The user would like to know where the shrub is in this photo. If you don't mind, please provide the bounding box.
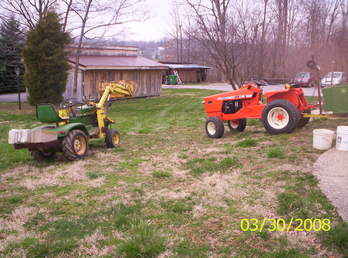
[23,11,71,105]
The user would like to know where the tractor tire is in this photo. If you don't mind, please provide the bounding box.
[62,130,89,161]
[31,150,55,161]
[297,110,310,128]
[205,117,224,138]
[262,100,300,135]
[227,119,247,132]
[105,129,120,148]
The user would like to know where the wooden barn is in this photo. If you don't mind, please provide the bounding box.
[160,62,211,84]
[65,45,168,100]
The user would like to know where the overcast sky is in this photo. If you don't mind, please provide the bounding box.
[121,0,172,41]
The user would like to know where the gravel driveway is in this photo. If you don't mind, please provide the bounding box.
[314,148,348,221]
[163,83,320,97]
[0,92,27,103]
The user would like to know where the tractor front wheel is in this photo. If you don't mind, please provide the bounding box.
[62,130,89,161]
[205,117,224,138]
[31,150,55,161]
[105,129,120,148]
[262,100,300,134]
[227,119,246,132]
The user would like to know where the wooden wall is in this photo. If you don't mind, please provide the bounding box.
[64,69,83,100]
[177,70,197,83]
[83,70,164,98]
[176,69,208,83]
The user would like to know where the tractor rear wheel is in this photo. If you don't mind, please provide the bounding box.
[297,110,311,128]
[31,150,55,161]
[62,130,89,161]
[205,117,224,138]
[105,129,120,148]
[228,119,246,132]
[262,100,300,134]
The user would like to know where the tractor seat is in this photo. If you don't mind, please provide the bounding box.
[36,104,64,123]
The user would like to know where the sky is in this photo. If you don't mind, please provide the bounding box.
[121,0,173,41]
[0,0,174,42]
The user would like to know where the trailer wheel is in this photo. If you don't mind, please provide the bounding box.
[262,100,300,134]
[205,117,224,138]
[31,150,55,161]
[62,129,89,161]
[105,129,120,148]
[228,119,246,132]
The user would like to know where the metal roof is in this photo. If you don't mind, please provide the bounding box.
[69,56,168,70]
[165,63,211,69]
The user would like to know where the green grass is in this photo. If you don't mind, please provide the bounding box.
[275,170,335,219]
[267,146,286,159]
[321,222,348,254]
[185,156,242,175]
[86,171,103,179]
[152,170,172,179]
[160,199,194,214]
[236,138,258,148]
[323,85,348,113]
[117,221,166,258]
[0,89,347,257]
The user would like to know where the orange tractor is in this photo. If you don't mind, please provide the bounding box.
[203,82,315,138]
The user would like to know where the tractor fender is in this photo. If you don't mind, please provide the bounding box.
[264,90,301,109]
[45,123,89,138]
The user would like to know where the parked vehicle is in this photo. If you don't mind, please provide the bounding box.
[8,81,135,161]
[321,72,347,87]
[203,82,314,137]
[293,72,315,87]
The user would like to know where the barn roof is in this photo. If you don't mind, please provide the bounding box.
[164,63,211,70]
[69,56,168,71]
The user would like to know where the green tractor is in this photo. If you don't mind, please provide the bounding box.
[8,81,135,161]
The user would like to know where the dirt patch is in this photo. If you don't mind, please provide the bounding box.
[189,172,246,208]
[0,103,34,115]
[78,230,114,256]
[147,189,190,201]
[16,159,106,190]
[0,206,40,253]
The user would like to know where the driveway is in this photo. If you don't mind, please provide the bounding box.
[314,148,348,221]
[163,83,320,97]
[0,92,27,103]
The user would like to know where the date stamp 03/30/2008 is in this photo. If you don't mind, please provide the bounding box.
[240,218,331,232]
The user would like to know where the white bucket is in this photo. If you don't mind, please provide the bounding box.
[336,126,348,151]
[313,129,335,150]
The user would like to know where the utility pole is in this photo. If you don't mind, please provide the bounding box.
[15,67,21,110]
[179,24,183,63]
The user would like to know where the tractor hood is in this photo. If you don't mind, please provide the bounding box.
[204,87,259,102]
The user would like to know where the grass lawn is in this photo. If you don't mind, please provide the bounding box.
[0,89,347,257]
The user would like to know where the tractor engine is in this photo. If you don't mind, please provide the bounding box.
[222,100,243,114]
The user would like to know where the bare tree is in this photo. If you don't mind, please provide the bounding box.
[68,0,147,96]
[62,0,74,32]
[169,0,184,63]
[182,0,242,89]
[0,0,58,29]
[258,0,270,78]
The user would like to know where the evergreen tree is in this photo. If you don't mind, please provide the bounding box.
[0,17,25,93]
[23,11,71,105]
